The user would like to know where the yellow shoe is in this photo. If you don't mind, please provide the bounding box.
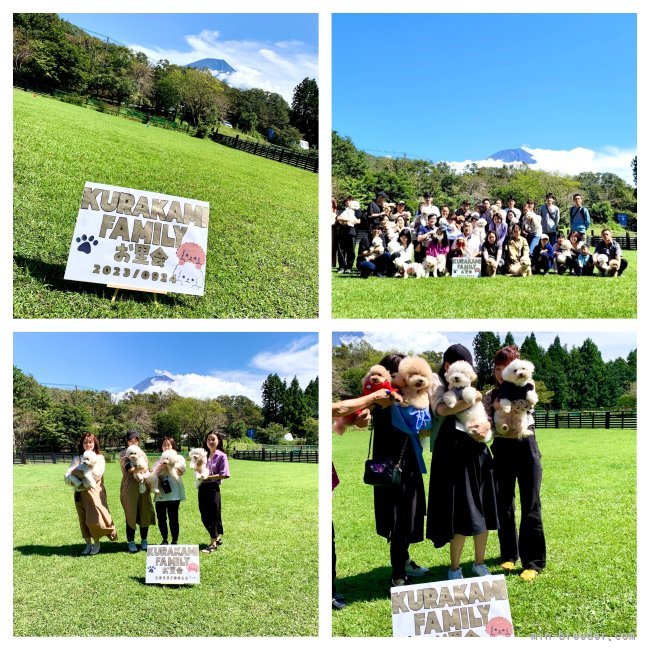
[520,569,539,582]
[500,561,516,571]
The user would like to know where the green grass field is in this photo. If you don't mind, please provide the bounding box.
[13,89,318,318]
[332,252,636,319]
[14,459,317,636]
[333,428,636,637]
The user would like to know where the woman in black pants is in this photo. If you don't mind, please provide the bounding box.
[484,345,546,581]
[199,431,230,554]
[152,437,186,544]
[370,353,429,587]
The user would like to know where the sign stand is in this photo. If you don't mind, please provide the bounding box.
[108,284,167,305]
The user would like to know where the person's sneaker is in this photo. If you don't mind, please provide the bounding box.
[405,559,429,577]
[89,543,101,556]
[337,269,345,274]
[391,576,413,588]
[80,543,92,556]
[500,561,516,571]
[128,541,138,553]
[332,593,346,610]
[471,563,491,577]
[160,540,169,545]
[520,569,539,582]
[140,540,148,551]
[447,567,463,580]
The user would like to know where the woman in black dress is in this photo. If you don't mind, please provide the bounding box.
[426,344,499,580]
[371,353,429,587]
[484,345,546,581]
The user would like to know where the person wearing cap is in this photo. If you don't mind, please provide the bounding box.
[426,345,498,580]
[539,193,560,246]
[531,234,554,275]
[483,345,546,582]
[393,200,412,224]
[356,224,390,278]
[336,196,361,274]
[119,431,156,553]
[65,432,118,555]
[367,191,389,229]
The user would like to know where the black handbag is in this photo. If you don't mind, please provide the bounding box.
[363,422,408,487]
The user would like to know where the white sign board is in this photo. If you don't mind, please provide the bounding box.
[64,182,209,296]
[146,544,200,584]
[391,575,513,637]
[452,257,481,278]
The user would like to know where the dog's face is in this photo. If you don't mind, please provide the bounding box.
[126,445,143,462]
[364,365,391,387]
[82,450,97,466]
[160,449,177,465]
[609,259,620,270]
[502,359,535,386]
[189,448,207,463]
[444,360,477,389]
[394,356,433,393]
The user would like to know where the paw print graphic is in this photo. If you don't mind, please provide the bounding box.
[76,234,98,254]
[147,565,155,573]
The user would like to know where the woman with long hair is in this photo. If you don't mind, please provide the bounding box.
[64,433,117,555]
[198,431,230,553]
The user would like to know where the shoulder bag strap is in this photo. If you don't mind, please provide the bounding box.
[367,420,374,459]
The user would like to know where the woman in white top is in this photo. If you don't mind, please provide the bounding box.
[64,433,117,555]
[151,437,186,544]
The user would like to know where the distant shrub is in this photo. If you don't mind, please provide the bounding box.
[60,94,85,106]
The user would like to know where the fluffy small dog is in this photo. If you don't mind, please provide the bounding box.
[494,359,538,439]
[402,262,426,278]
[555,240,574,268]
[366,236,385,261]
[594,253,610,273]
[189,448,209,488]
[442,361,492,441]
[392,356,434,409]
[423,254,446,277]
[125,444,149,493]
[65,450,98,490]
[149,449,183,494]
[386,239,402,255]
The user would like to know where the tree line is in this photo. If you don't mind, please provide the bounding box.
[333,132,637,231]
[13,366,319,453]
[332,334,636,412]
[13,13,318,149]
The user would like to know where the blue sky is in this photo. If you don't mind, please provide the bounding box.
[14,333,318,403]
[333,331,635,363]
[333,13,636,179]
[59,13,318,101]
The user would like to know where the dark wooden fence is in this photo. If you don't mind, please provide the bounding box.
[212,132,318,173]
[232,448,318,463]
[533,410,636,429]
[14,451,77,464]
[588,231,637,250]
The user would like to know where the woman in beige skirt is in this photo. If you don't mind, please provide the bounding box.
[65,433,118,555]
[119,431,156,553]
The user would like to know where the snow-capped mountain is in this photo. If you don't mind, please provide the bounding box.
[488,148,537,164]
[186,58,236,74]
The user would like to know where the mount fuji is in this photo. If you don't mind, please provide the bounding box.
[488,148,537,164]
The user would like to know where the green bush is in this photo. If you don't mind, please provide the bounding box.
[59,93,85,106]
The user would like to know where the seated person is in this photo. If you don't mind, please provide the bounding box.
[389,229,415,276]
[574,243,594,276]
[453,222,481,258]
[446,236,470,274]
[552,231,575,275]
[356,224,390,278]
[506,224,532,276]
[593,228,628,276]
[481,230,503,277]
[531,233,554,275]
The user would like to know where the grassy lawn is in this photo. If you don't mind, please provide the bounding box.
[332,428,636,637]
[13,89,318,318]
[14,458,317,636]
[332,251,636,319]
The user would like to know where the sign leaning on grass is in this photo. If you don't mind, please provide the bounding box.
[391,575,513,637]
[64,182,209,296]
[451,257,481,278]
[145,544,201,584]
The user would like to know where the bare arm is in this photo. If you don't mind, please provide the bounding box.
[332,390,402,417]
[436,391,483,417]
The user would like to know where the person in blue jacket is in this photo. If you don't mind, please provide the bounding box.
[531,234,555,275]
[569,193,591,237]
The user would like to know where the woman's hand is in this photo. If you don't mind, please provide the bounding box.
[374,390,403,408]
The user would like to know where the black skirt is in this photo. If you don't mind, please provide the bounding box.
[371,406,426,543]
[426,415,499,547]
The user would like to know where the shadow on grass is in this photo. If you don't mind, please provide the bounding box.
[13,254,184,306]
[15,542,135,557]
[336,556,504,604]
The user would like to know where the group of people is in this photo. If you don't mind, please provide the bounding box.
[332,191,627,278]
[65,430,230,555]
[332,344,545,608]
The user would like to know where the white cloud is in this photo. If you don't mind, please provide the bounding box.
[338,332,451,355]
[250,337,319,387]
[447,145,636,184]
[128,31,317,102]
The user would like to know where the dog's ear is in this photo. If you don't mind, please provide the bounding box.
[391,372,405,389]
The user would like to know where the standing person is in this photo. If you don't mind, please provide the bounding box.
[367,191,390,229]
[151,437,186,545]
[336,197,361,274]
[490,212,509,247]
[119,431,156,553]
[506,197,522,222]
[484,346,546,582]
[426,344,498,579]
[539,193,560,245]
[65,433,118,555]
[370,353,431,587]
[570,193,591,238]
[331,197,339,268]
[198,431,230,553]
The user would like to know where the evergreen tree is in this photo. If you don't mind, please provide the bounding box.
[261,373,286,426]
[568,339,608,409]
[280,377,310,435]
[503,332,516,347]
[304,377,319,419]
[545,336,571,409]
[290,77,318,147]
[472,332,501,389]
